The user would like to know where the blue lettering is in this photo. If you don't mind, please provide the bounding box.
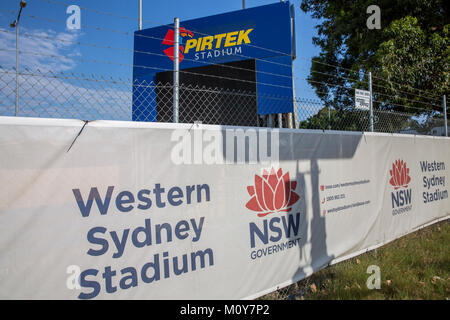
[110,229,130,259]
[174,220,190,240]
[249,220,268,248]
[115,191,135,212]
[282,213,301,238]
[269,217,282,242]
[197,184,210,203]
[87,226,108,257]
[102,266,117,294]
[168,186,183,206]
[119,267,138,290]
[78,269,100,300]
[131,218,151,248]
[155,223,172,244]
[72,186,114,217]
[141,254,160,283]
[190,217,204,242]
[137,189,152,210]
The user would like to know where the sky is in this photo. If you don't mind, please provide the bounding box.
[0,0,323,102]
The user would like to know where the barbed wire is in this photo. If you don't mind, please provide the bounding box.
[39,0,295,60]
[370,73,443,99]
[0,25,295,76]
[372,98,447,114]
[0,65,325,106]
[0,9,295,71]
[0,47,295,91]
[0,28,351,95]
[2,64,446,117]
[372,90,438,108]
[297,63,441,104]
[20,0,446,102]
[2,7,443,104]
[304,58,443,100]
[0,65,132,84]
[5,48,434,114]
[0,6,444,113]
[41,0,161,25]
[371,80,442,102]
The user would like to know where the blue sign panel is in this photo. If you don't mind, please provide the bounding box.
[132,1,294,122]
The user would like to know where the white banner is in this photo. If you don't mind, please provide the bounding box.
[0,116,448,299]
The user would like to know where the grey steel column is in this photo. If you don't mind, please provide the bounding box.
[139,0,142,30]
[173,17,180,123]
[268,114,273,128]
[287,112,293,129]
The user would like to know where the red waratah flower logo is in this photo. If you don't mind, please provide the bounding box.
[246,167,300,217]
[389,159,411,190]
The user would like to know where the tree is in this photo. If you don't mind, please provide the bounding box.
[300,0,449,114]
[298,106,411,133]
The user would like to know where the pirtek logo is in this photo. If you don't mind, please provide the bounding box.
[162,28,253,62]
[161,27,193,62]
[246,167,300,217]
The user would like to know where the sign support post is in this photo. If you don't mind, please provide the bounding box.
[173,17,180,123]
[268,114,273,128]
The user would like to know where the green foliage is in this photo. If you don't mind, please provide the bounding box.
[300,0,449,115]
[298,106,414,133]
[301,221,450,300]
[299,107,364,131]
[260,221,449,300]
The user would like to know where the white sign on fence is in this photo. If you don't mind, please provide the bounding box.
[355,89,371,110]
[0,117,448,299]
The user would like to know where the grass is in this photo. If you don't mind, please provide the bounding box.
[262,219,449,300]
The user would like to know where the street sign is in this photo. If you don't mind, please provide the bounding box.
[355,89,370,110]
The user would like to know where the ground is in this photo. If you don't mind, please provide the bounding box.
[261,219,449,300]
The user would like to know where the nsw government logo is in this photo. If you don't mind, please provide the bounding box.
[389,159,413,215]
[245,167,300,217]
[246,167,303,260]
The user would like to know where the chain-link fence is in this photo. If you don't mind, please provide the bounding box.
[0,69,448,301]
[0,67,448,136]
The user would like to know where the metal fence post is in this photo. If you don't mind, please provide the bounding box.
[444,95,448,137]
[173,17,179,123]
[15,22,19,116]
[287,113,293,129]
[268,114,273,128]
[369,71,374,132]
[138,0,142,30]
[278,113,282,128]
[10,1,27,117]
[328,106,331,130]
